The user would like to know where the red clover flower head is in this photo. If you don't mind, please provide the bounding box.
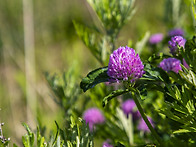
[137,116,154,133]
[168,36,186,55]
[149,33,163,44]
[121,99,140,120]
[83,108,105,131]
[159,58,182,73]
[168,28,184,37]
[107,46,145,83]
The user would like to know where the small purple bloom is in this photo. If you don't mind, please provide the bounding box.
[137,116,154,132]
[183,58,189,69]
[83,108,105,131]
[168,28,184,37]
[121,99,140,120]
[149,33,163,44]
[102,141,113,147]
[159,58,182,73]
[168,36,186,55]
[107,46,145,83]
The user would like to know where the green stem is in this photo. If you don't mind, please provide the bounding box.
[131,91,163,146]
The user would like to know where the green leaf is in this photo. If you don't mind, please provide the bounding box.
[45,72,65,100]
[183,87,195,114]
[168,71,184,85]
[144,63,167,81]
[80,67,109,92]
[79,118,94,147]
[22,135,29,147]
[22,123,34,147]
[147,53,170,64]
[116,108,134,145]
[73,21,103,63]
[166,85,182,102]
[116,142,126,147]
[53,121,60,146]
[179,70,196,88]
[159,107,183,123]
[173,124,196,134]
[190,70,196,86]
[37,126,46,147]
[102,89,130,107]
[67,141,73,147]
[173,129,191,134]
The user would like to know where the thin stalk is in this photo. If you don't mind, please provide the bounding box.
[131,91,163,146]
[22,0,36,125]
[191,0,196,33]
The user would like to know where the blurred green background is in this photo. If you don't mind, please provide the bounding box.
[0,0,193,145]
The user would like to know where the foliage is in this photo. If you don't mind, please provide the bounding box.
[11,117,93,147]
[1,0,196,147]
[45,64,82,115]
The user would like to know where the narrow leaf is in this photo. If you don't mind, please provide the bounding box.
[190,70,196,86]
[22,136,29,147]
[173,129,191,134]
[53,121,60,146]
[80,67,109,92]
[22,123,34,146]
[102,89,130,107]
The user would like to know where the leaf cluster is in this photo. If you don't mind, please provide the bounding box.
[12,117,93,147]
[45,65,82,115]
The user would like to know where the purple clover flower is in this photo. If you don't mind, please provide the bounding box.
[168,36,186,55]
[159,58,182,73]
[168,28,184,37]
[121,99,140,120]
[137,116,154,133]
[83,108,105,131]
[149,33,163,44]
[107,46,145,83]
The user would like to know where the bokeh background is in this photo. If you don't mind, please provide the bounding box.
[0,0,194,145]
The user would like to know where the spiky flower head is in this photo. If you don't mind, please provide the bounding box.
[159,58,182,73]
[121,99,140,120]
[138,116,154,132]
[107,46,145,83]
[149,33,163,44]
[83,108,105,131]
[168,28,184,37]
[168,36,186,55]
